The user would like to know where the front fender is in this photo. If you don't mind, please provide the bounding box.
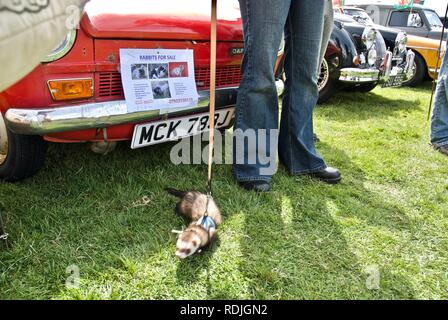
[329,23,358,70]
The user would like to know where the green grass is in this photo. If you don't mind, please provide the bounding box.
[1,83,448,300]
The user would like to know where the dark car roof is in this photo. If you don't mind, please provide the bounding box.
[334,12,358,23]
[334,11,402,50]
[336,9,403,35]
[342,6,366,11]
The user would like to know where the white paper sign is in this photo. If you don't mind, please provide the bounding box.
[120,49,199,113]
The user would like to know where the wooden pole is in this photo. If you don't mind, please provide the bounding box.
[207,0,217,194]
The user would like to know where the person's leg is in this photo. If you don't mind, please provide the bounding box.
[233,0,290,186]
[279,0,336,178]
[313,0,334,144]
[319,0,334,67]
[430,52,448,154]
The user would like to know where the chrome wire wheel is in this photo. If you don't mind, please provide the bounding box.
[318,59,330,92]
[0,113,8,166]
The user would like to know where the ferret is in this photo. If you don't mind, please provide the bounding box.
[165,188,222,259]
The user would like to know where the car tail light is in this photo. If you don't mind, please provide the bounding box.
[48,79,94,101]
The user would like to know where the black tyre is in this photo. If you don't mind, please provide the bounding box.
[403,52,426,87]
[317,58,336,104]
[0,113,47,182]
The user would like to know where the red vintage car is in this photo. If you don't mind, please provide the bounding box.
[0,0,285,181]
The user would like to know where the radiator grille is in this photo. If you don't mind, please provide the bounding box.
[97,72,123,97]
[97,65,241,98]
[195,65,242,89]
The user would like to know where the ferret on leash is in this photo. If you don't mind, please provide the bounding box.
[166,188,222,259]
[167,0,220,261]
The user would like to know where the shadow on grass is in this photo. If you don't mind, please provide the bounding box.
[0,140,231,298]
[0,136,417,299]
[318,89,424,122]
[233,142,416,299]
[175,237,220,296]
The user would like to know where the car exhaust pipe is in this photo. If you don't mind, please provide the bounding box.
[90,128,117,155]
[91,141,117,155]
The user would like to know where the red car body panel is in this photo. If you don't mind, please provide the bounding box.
[82,0,243,41]
[0,0,246,143]
[325,41,341,60]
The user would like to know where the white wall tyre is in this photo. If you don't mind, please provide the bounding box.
[0,113,48,182]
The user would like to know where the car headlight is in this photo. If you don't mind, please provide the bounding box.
[395,31,408,54]
[362,27,377,49]
[42,29,77,63]
[368,49,378,66]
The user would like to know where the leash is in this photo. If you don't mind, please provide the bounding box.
[204,0,218,218]
[172,1,217,241]
[428,3,448,120]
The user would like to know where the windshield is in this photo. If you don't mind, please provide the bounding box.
[344,9,374,24]
[424,10,443,28]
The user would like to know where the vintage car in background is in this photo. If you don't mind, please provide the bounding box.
[0,0,284,181]
[308,13,414,103]
[355,3,445,40]
[406,34,445,85]
[440,16,448,29]
[338,6,446,86]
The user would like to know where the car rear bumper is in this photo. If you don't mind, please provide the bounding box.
[6,80,285,135]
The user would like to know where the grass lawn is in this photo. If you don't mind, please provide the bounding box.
[1,83,447,300]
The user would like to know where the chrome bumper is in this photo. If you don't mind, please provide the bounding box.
[5,81,284,135]
[339,68,380,83]
[339,49,415,84]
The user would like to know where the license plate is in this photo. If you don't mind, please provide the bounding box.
[382,73,405,88]
[131,107,235,149]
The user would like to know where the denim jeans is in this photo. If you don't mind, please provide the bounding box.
[321,0,334,66]
[431,52,448,147]
[234,0,327,182]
